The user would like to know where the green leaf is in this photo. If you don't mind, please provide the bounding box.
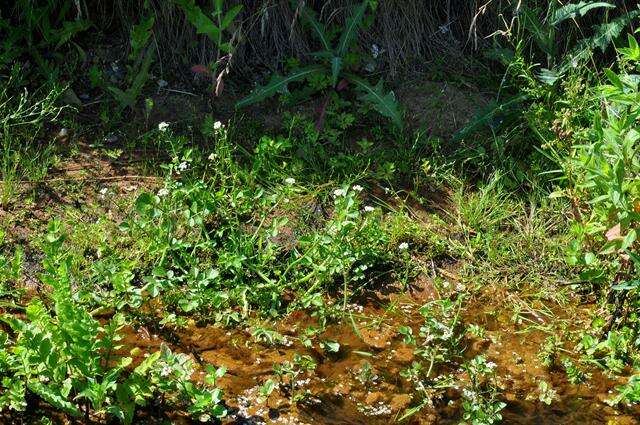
[590,11,640,53]
[28,381,81,417]
[235,65,325,108]
[300,5,331,51]
[346,74,403,129]
[612,279,640,291]
[337,0,369,58]
[520,6,554,56]
[54,20,90,49]
[106,86,134,109]
[130,16,155,59]
[537,68,562,85]
[175,0,220,41]
[259,379,276,397]
[221,4,243,30]
[605,68,623,90]
[330,56,342,87]
[320,340,340,353]
[621,229,637,250]
[550,2,615,26]
[618,34,640,61]
[399,400,428,421]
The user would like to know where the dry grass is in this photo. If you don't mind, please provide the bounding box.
[86,0,505,77]
[81,0,636,80]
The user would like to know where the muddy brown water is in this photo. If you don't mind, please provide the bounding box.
[4,281,638,424]
[115,293,640,425]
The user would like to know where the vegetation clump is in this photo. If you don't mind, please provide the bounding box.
[0,1,639,423]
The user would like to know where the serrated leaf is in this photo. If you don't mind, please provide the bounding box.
[337,0,369,58]
[221,4,243,30]
[591,11,640,53]
[175,0,220,41]
[330,56,342,87]
[557,10,639,75]
[300,5,331,51]
[28,381,81,416]
[235,65,325,108]
[520,6,554,56]
[550,2,614,26]
[130,16,154,58]
[346,74,403,129]
[537,68,562,85]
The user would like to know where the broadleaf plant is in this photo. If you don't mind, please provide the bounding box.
[235,0,403,129]
[175,0,243,96]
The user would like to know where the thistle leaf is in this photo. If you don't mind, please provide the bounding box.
[221,4,243,30]
[175,0,220,41]
[550,2,614,26]
[300,5,331,52]
[337,0,369,58]
[330,56,342,87]
[235,65,325,108]
[346,74,403,129]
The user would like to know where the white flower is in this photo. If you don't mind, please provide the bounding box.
[99,187,108,195]
[157,188,170,197]
[352,184,363,192]
[213,121,223,130]
[160,366,172,377]
[208,153,216,161]
[284,177,296,185]
[364,206,375,212]
[177,162,189,171]
[158,121,169,132]
[398,242,409,251]
[371,44,381,59]
[462,388,476,400]
[333,188,347,197]
[486,361,497,370]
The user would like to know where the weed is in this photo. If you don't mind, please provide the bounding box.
[273,353,317,404]
[461,355,505,425]
[0,221,226,423]
[236,0,402,128]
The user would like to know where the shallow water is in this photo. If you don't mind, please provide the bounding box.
[114,292,640,425]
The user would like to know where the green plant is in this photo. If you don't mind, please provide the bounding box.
[175,0,243,94]
[0,0,89,80]
[399,297,466,420]
[0,67,64,206]
[548,36,639,331]
[461,355,505,425]
[273,353,317,403]
[104,15,155,110]
[0,229,22,297]
[235,0,403,129]
[607,374,640,406]
[537,380,557,405]
[561,357,589,384]
[0,220,226,423]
